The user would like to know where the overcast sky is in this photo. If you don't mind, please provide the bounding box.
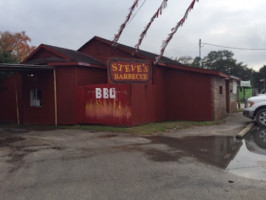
[1,0,266,71]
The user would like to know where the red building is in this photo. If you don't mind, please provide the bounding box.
[0,36,229,126]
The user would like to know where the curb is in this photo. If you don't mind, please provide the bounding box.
[236,122,254,139]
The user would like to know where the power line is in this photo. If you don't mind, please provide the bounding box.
[203,42,266,51]
[128,0,148,24]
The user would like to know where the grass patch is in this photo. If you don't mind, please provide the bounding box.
[59,118,226,135]
[237,108,244,112]
[1,119,226,135]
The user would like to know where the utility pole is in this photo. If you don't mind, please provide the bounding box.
[199,39,202,68]
[199,39,202,59]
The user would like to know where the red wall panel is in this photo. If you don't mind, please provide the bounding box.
[76,67,107,86]
[130,66,167,125]
[57,66,108,125]
[27,48,61,61]
[0,74,22,123]
[22,71,55,125]
[165,69,213,121]
[79,40,136,63]
[56,67,77,125]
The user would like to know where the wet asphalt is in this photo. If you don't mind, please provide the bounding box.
[1,113,266,200]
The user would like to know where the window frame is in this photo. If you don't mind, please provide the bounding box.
[30,89,42,107]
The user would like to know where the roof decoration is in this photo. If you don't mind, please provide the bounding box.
[155,0,199,64]
[113,0,139,45]
[134,0,168,52]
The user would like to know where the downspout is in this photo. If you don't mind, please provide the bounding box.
[53,69,58,126]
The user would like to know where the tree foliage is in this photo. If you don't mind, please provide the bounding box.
[0,31,36,61]
[0,50,18,63]
[200,50,253,80]
[177,50,266,90]
[177,56,193,65]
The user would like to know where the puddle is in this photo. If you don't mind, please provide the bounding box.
[145,135,242,168]
[145,129,266,181]
[227,127,266,181]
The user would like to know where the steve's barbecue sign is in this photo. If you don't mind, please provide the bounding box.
[108,58,152,83]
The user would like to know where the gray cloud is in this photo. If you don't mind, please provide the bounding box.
[1,0,266,70]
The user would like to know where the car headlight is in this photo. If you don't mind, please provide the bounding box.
[247,101,254,107]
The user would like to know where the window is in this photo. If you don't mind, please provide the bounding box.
[219,86,223,94]
[30,89,42,107]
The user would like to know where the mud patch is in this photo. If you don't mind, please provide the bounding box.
[0,136,25,146]
[145,149,181,162]
[98,134,118,138]
[0,134,65,173]
[0,128,29,134]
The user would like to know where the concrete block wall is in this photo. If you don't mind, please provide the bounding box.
[212,77,227,120]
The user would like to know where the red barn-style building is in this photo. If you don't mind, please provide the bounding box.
[0,36,229,126]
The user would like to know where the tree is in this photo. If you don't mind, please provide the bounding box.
[191,56,201,68]
[177,56,193,65]
[0,50,18,63]
[202,50,253,80]
[0,31,36,61]
[0,51,18,82]
[253,65,266,91]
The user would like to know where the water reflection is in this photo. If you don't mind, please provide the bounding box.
[245,127,266,155]
[226,127,266,181]
[146,135,243,168]
[146,128,266,180]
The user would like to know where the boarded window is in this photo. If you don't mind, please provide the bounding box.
[30,89,42,107]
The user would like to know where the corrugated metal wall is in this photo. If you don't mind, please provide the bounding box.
[165,69,213,121]
[56,67,77,125]
[130,66,167,125]
[22,71,55,125]
[0,74,22,123]
[57,66,107,125]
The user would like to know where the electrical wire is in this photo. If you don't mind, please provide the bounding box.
[203,42,266,51]
[128,0,148,24]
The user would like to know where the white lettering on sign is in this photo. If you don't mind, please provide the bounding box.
[103,88,109,99]
[110,88,116,99]
[95,88,102,99]
[95,88,116,99]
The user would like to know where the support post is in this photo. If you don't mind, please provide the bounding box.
[14,74,20,125]
[53,69,58,126]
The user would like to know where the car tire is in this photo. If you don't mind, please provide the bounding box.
[256,109,266,127]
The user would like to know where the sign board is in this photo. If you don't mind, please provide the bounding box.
[108,58,152,83]
[77,84,132,125]
[240,81,251,87]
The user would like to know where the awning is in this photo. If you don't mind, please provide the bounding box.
[0,63,54,71]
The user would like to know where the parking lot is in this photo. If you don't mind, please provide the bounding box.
[1,113,266,200]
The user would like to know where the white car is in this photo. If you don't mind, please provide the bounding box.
[243,95,266,127]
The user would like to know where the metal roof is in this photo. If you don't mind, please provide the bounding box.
[0,63,54,71]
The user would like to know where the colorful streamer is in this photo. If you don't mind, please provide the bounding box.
[154,0,199,64]
[135,0,168,52]
[113,0,139,46]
